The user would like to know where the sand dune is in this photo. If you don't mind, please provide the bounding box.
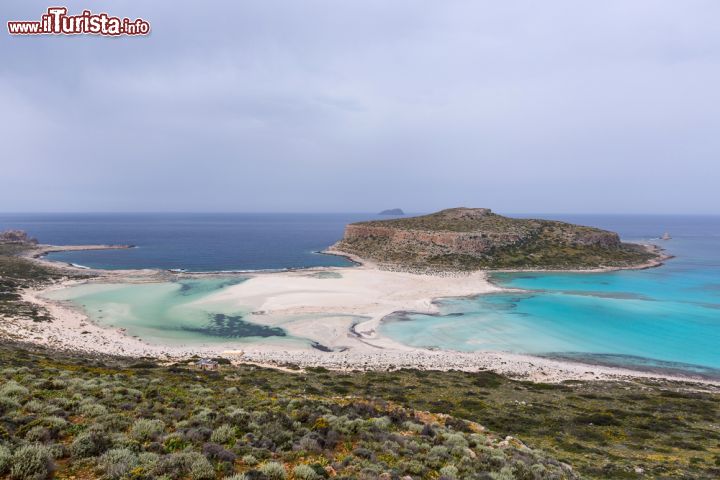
[192,265,500,349]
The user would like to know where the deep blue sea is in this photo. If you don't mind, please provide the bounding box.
[0,213,382,271]
[2,213,719,377]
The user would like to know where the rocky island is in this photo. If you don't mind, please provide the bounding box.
[378,208,405,215]
[332,207,662,271]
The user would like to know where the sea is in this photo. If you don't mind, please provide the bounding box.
[1,213,719,378]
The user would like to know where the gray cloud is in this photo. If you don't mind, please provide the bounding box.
[2,0,719,213]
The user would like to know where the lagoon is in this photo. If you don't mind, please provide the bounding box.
[9,213,719,376]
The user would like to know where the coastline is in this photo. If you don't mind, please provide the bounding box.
[326,243,671,275]
[8,242,714,386]
[490,243,673,273]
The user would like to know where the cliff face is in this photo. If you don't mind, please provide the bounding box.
[332,208,654,271]
[342,224,524,255]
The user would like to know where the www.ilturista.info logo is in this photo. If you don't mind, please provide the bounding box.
[7,7,150,36]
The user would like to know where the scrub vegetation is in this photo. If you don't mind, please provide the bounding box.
[0,343,718,480]
[0,343,579,480]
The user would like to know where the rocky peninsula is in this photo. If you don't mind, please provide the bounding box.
[331,207,663,271]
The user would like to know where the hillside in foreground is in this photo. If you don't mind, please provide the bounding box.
[0,343,579,480]
[0,342,719,480]
[332,208,660,271]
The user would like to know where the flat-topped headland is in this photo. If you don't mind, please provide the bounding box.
[331,207,665,272]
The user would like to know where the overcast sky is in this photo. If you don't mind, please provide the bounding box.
[2,1,719,213]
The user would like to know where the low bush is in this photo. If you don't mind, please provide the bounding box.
[98,448,138,480]
[10,444,55,480]
[293,464,318,480]
[259,461,287,479]
[210,423,235,444]
[130,418,165,442]
[71,430,111,458]
[0,444,12,474]
[439,464,459,479]
[189,456,215,480]
[1,380,28,398]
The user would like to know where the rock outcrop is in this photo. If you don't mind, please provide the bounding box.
[0,230,38,245]
[332,208,657,271]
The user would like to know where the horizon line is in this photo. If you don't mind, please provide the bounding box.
[1,211,719,216]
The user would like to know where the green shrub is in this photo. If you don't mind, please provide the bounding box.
[0,444,11,474]
[156,451,209,478]
[45,444,65,461]
[443,433,468,448]
[130,418,165,442]
[210,424,235,444]
[439,465,459,479]
[223,475,248,480]
[71,430,110,458]
[293,464,318,480]
[259,461,286,480]
[490,466,515,480]
[0,395,20,414]
[138,452,159,466]
[242,454,258,466]
[530,463,547,476]
[24,400,45,413]
[162,432,187,452]
[38,416,67,433]
[371,416,392,429]
[297,435,321,454]
[10,444,55,480]
[25,426,50,443]
[190,457,215,480]
[78,403,108,417]
[0,380,28,398]
[98,448,138,480]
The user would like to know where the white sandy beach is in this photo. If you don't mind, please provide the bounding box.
[13,261,501,357]
[192,264,501,351]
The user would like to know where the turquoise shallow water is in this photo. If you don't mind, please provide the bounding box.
[380,216,720,378]
[46,277,311,348]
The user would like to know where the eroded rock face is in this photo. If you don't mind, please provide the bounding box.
[0,230,38,245]
[341,224,524,256]
[331,208,643,271]
[341,223,620,256]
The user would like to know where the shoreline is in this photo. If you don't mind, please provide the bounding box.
[9,242,714,386]
[27,241,670,277]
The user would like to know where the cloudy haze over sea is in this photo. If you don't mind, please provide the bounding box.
[2,1,719,213]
